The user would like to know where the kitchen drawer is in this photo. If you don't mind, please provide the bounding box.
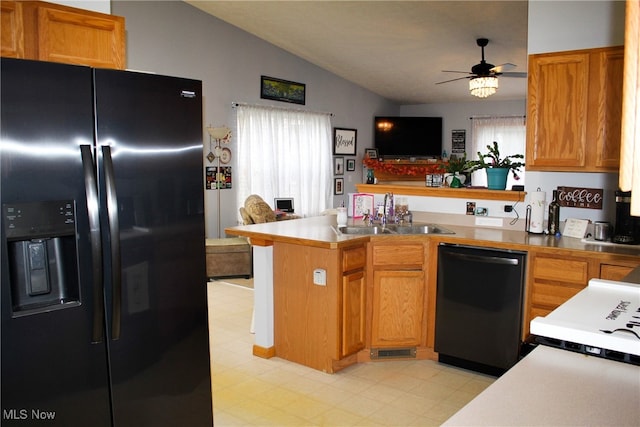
[530,281,586,309]
[533,257,589,284]
[372,244,423,268]
[342,245,366,272]
[600,263,637,281]
[529,305,553,320]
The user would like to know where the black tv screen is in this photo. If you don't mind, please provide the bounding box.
[374,116,443,158]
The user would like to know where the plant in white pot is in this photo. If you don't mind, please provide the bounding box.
[466,141,525,190]
[438,155,469,188]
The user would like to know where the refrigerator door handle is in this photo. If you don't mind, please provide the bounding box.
[103,146,121,340]
[81,145,105,343]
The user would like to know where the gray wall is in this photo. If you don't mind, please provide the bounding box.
[112,1,397,238]
[111,0,626,236]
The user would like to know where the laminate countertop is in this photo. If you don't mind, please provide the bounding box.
[442,345,640,426]
[226,214,640,258]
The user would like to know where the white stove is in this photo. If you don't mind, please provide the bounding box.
[530,279,640,365]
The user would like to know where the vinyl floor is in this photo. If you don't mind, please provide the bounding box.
[207,280,495,426]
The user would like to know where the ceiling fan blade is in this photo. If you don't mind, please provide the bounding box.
[436,76,471,85]
[441,70,473,74]
[491,63,516,73]
[500,72,527,78]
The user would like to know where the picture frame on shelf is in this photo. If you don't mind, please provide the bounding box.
[260,75,306,105]
[346,158,356,171]
[365,148,378,159]
[334,177,344,195]
[334,157,345,175]
[333,128,357,155]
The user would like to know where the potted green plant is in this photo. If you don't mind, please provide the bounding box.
[438,155,469,188]
[466,141,525,190]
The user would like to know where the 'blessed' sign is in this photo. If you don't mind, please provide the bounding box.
[557,186,603,209]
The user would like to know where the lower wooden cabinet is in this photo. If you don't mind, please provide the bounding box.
[600,261,640,281]
[370,269,425,347]
[341,270,365,357]
[273,242,366,373]
[369,241,426,349]
[525,252,592,336]
[524,250,640,338]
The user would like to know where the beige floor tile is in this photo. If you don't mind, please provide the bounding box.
[309,407,366,426]
[282,394,334,420]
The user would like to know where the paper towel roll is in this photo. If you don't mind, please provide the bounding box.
[528,191,546,233]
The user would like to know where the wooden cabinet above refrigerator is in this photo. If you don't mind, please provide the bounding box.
[1,0,125,69]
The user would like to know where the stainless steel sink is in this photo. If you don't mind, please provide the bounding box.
[337,226,393,235]
[337,223,455,235]
[386,223,455,235]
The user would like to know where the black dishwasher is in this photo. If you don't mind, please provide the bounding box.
[435,244,526,376]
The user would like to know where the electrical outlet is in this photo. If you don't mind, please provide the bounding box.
[475,217,503,227]
[313,268,326,286]
[504,205,513,212]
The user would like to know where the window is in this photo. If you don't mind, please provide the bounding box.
[235,104,333,217]
[470,116,526,188]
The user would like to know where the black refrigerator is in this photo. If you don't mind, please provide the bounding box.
[1,58,213,426]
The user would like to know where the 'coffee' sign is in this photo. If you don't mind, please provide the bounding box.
[557,186,603,210]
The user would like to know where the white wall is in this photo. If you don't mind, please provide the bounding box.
[111,1,397,238]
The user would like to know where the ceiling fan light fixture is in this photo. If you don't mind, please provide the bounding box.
[469,76,498,98]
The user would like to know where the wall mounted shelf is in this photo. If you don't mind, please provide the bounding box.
[355,184,526,202]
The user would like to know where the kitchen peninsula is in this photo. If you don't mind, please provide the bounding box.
[225,213,640,373]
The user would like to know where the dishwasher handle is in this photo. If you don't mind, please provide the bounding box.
[446,251,521,266]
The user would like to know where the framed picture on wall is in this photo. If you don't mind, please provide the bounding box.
[333,128,357,155]
[346,158,356,171]
[334,177,344,195]
[334,157,345,175]
[260,76,306,105]
[365,148,378,159]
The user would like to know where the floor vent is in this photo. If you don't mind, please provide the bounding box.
[370,347,417,360]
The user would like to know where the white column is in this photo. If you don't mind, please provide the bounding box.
[252,245,274,348]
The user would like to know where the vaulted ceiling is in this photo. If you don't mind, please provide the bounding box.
[185,1,529,104]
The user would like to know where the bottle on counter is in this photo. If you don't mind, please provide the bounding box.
[366,168,375,184]
[548,189,560,235]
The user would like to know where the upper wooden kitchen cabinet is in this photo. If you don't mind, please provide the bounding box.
[526,46,624,172]
[0,0,125,69]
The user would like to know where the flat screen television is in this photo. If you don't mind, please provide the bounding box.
[374,116,443,159]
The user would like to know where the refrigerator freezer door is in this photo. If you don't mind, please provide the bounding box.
[1,59,112,425]
[93,69,212,426]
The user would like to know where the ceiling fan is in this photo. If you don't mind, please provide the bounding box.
[436,38,526,97]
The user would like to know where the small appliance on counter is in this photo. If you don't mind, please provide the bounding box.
[612,190,640,244]
[531,278,640,365]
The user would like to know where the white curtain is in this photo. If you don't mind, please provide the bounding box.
[235,104,333,218]
[470,116,526,188]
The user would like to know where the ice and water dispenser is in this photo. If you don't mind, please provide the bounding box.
[3,200,81,316]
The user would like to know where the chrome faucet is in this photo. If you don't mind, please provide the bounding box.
[383,192,394,225]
